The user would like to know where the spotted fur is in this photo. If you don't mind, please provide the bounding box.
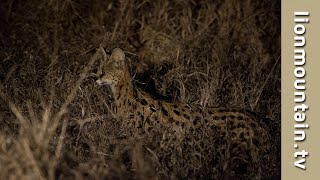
[95,47,270,172]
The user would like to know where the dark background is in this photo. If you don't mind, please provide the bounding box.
[0,0,280,179]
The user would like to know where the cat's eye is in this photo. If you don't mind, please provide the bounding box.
[99,71,105,78]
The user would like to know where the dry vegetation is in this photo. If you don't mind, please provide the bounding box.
[0,0,280,179]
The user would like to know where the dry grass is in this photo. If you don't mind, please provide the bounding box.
[0,0,280,179]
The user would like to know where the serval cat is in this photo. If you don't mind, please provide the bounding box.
[94,46,270,174]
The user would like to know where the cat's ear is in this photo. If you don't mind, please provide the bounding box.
[99,45,108,62]
[111,48,125,62]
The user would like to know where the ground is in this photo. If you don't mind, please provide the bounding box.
[0,0,280,179]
